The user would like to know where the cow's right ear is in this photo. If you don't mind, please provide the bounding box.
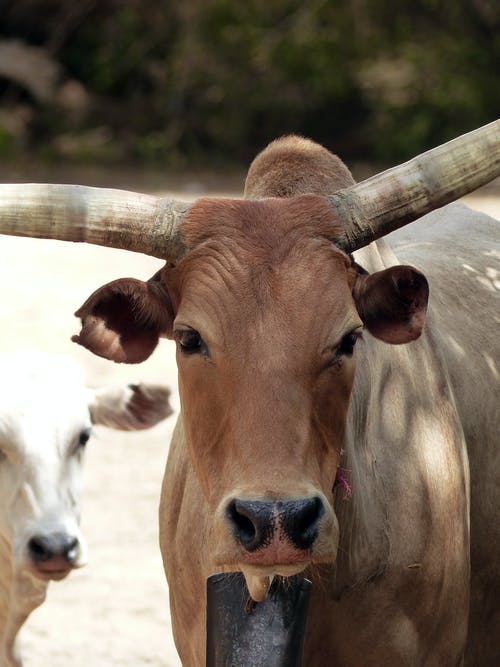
[72,274,172,363]
[353,265,429,344]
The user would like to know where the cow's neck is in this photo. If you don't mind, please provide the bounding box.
[0,532,12,620]
[0,533,13,658]
[0,532,47,665]
[333,238,437,591]
[353,237,399,272]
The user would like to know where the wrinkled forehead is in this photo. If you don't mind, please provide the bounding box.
[172,196,358,335]
[179,195,346,250]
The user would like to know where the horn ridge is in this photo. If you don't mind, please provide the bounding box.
[330,118,500,252]
[0,183,190,259]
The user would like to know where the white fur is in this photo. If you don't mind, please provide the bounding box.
[0,351,171,666]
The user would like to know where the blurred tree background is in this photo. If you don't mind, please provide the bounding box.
[0,0,498,169]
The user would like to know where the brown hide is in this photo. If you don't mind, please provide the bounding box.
[75,195,364,569]
[244,134,356,197]
[73,136,472,666]
[73,273,172,363]
[354,265,429,343]
[169,197,362,573]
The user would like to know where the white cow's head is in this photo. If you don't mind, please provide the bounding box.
[0,351,172,581]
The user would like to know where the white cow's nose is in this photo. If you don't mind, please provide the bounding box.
[28,532,80,566]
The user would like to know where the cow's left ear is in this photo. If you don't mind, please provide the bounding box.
[353,265,429,344]
[88,383,173,430]
[72,271,172,363]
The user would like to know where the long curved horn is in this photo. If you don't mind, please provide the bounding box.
[331,119,500,253]
[0,183,191,259]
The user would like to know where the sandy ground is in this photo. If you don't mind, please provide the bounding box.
[0,170,498,666]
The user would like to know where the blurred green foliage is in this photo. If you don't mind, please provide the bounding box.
[0,127,15,155]
[0,0,499,165]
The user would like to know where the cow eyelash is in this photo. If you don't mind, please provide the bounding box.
[336,329,363,358]
[174,328,209,357]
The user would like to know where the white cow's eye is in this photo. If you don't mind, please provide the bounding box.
[76,428,92,449]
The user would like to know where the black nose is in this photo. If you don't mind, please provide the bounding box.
[279,497,324,549]
[226,497,324,551]
[28,533,79,564]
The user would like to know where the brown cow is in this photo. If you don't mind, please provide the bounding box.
[0,121,498,665]
[157,139,469,666]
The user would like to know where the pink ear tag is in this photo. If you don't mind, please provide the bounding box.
[334,467,352,499]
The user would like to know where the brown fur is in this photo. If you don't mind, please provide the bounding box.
[73,273,172,363]
[245,135,355,198]
[72,135,484,665]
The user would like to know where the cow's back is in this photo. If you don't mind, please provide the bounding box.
[389,202,500,665]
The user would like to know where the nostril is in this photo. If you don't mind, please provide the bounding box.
[63,536,79,563]
[226,501,257,547]
[28,535,53,563]
[28,534,80,564]
[226,499,274,552]
[280,496,324,550]
[297,496,324,534]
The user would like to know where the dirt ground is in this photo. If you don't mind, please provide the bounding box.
[0,172,498,666]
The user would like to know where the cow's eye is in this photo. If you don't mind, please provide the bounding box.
[77,428,92,449]
[175,328,208,356]
[337,329,363,357]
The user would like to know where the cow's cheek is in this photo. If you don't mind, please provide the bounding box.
[177,375,232,505]
[0,465,18,542]
[312,362,356,485]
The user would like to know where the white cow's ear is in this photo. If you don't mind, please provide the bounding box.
[88,383,173,431]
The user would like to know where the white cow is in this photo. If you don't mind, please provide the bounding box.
[0,350,172,667]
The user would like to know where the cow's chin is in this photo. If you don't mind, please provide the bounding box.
[239,563,308,602]
[29,566,71,582]
[27,560,83,582]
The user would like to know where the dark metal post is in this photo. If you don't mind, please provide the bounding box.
[206,573,311,667]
